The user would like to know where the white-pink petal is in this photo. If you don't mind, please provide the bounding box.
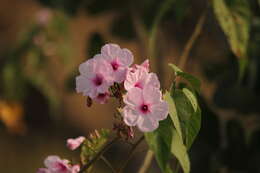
[123,106,140,126]
[123,87,143,107]
[67,136,85,150]
[137,116,159,132]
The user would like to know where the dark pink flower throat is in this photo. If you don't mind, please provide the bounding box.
[140,104,149,114]
[93,74,103,86]
[111,61,119,71]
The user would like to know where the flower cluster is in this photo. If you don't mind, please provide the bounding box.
[76,43,168,132]
[37,137,85,173]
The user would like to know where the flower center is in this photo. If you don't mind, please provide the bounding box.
[56,162,67,171]
[111,61,119,71]
[140,104,149,114]
[97,93,106,99]
[134,82,143,89]
[93,75,103,86]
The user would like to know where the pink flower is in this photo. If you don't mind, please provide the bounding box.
[123,86,169,132]
[132,59,150,72]
[67,136,85,150]
[36,8,52,26]
[101,44,133,83]
[93,92,110,104]
[37,156,80,173]
[124,66,160,91]
[76,56,113,99]
[71,165,80,173]
[37,168,50,173]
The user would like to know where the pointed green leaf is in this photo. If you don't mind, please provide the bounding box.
[145,118,174,173]
[171,128,190,173]
[212,0,250,59]
[164,91,183,141]
[172,89,201,149]
[169,63,201,92]
[182,88,198,112]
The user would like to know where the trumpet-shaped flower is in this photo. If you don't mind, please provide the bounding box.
[123,86,168,132]
[101,44,133,83]
[124,66,160,91]
[67,136,85,150]
[37,155,79,173]
[76,56,113,99]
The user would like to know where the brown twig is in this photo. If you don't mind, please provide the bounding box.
[137,150,154,173]
[117,135,145,173]
[178,10,208,70]
[79,137,119,173]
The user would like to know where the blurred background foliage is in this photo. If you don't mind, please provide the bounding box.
[1,0,260,172]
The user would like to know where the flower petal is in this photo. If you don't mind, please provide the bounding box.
[76,76,92,96]
[119,48,133,66]
[137,116,159,132]
[150,101,169,121]
[146,73,160,89]
[123,87,143,107]
[101,43,121,59]
[143,86,162,104]
[123,106,140,126]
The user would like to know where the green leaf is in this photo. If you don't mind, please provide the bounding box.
[164,91,183,141]
[212,0,251,59]
[182,88,198,112]
[171,128,190,173]
[169,63,201,92]
[145,118,174,173]
[81,129,110,164]
[172,89,201,149]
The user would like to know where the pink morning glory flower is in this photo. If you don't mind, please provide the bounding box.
[93,92,110,104]
[67,136,85,150]
[101,43,133,83]
[37,155,74,173]
[123,86,169,132]
[71,165,80,173]
[131,59,150,72]
[76,55,113,99]
[37,168,50,173]
[124,66,160,91]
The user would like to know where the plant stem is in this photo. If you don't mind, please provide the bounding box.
[178,10,207,70]
[101,156,117,173]
[117,135,145,173]
[174,163,180,173]
[137,150,154,173]
[79,137,119,173]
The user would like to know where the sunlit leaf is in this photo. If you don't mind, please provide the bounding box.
[182,88,198,112]
[172,89,201,149]
[164,91,183,141]
[145,118,174,173]
[170,128,190,173]
[169,63,201,92]
[212,0,251,59]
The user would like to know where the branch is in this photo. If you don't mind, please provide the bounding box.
[79,137,119,173]
[101,156,117,173]
[137,150,154,173]
[117,135,145,173]
[178,10,207,70]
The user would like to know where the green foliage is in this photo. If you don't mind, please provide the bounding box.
[212,0,251,79]
[169,63,201,93]
[145,118,174,173]
[145,63,201,173]
[212,0,251,59]
[81,129,110,164]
